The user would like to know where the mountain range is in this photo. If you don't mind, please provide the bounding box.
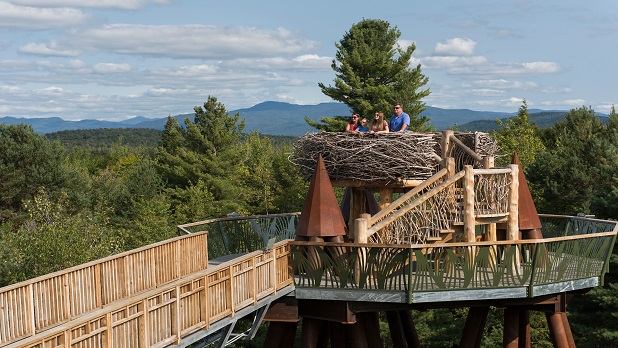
[0,101,605,135]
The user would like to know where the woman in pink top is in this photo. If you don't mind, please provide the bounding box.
[369,112,389,134]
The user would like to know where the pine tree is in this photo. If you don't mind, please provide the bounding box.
[314,19,431,131]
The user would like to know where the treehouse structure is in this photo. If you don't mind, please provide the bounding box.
[0,131,615,348]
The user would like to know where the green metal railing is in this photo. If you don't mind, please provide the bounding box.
[177,212,300,259]
[290,215,617,302]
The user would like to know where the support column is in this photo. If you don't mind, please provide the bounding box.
[518,309,530,348]
[460,307,489,348]
[300,317,323,348]
[386,311,407,348]
[364,312,385,348]
[560,313,576,348]
[546,312,570,348]
[399,310,421,348]
[503,307,520,348]
[263,322,298,348]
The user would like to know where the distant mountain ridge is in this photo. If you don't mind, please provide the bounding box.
[1,102,606,135]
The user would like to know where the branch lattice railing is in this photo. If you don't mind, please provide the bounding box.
[291,215,617,301]
[362,165,515,244]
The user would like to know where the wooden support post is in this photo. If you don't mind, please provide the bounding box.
[442,130,454,161]
[546,312,570,348]
[503,307,520,348]
[355,213,371,244]
[464,165,476,242]
[507,164,519,241]
[349,188,366,241]
[460,306,489,348]
[379,188,394,210]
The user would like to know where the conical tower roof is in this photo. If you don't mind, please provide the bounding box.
[295,154,347,237]
[512,152,542,230]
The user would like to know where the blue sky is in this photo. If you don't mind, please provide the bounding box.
[0,0,616,121]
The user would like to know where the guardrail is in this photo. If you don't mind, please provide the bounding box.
[1,213,300,348]
[177,213,300,259]
[2,242,293,348]
[0,233,209,347]
[291,215,617,302]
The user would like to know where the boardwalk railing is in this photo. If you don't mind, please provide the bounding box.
[177,213,300,259]
[291,215,617,303]
[0,233,209,347]
[1,213,299,348]
[360,165,517,244]
[2,242,293,348]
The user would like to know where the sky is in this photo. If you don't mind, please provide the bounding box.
[0,0,616,121]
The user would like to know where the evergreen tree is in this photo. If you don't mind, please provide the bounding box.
[314,19,431,131]
[493,100,546,168]
[156,96,248,218]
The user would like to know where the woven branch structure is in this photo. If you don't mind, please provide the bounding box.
[291,132,498,183]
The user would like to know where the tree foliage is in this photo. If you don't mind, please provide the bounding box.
[315,19,431,131]
[493,100,546,168]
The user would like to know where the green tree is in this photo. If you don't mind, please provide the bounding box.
[0,189,118,286]
[493,100,546,168]
[0,124,80,221]
[316,18,431,131]
[527,106,615,215]
[156,96,248,219]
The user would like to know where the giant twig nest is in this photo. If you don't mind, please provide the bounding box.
[291,132,440,182]
[291,132,499,183]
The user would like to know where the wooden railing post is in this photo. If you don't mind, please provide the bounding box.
[464,165,476,242]
[442,130,454,160]
[355,214,371,243]
[507,164,519,240]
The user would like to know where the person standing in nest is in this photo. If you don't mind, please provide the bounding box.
[369,111,389,134]
[389,103,409,132]
[345,113,361,133]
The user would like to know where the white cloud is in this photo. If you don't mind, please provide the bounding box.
[474,79,538,90]
[563,98,586,106]
[19,41,80,56]
[0,1,89,29]
[6,0,171,10]
[93,63,131,73]
[21,24,319,59]
[435,38,477,56]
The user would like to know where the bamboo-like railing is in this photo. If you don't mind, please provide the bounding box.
[2,242,293,348]
[291,215,618,300]
[1,213,299,348]
[0,233,209,347]
[358,165,517,244]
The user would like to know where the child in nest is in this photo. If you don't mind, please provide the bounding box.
[357,118,369,133]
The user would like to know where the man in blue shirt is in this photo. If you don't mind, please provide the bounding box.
[389,103,409,132]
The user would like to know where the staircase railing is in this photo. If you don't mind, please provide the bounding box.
[356,165,518,244]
